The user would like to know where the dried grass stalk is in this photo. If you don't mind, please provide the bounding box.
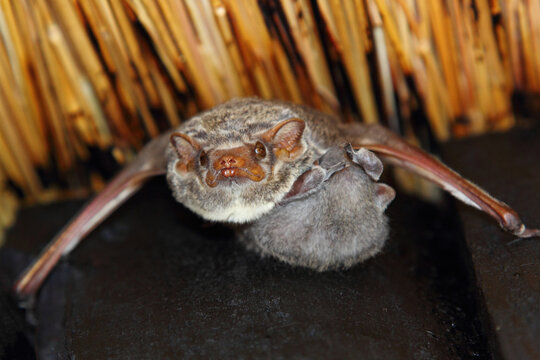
[0,0,537,207]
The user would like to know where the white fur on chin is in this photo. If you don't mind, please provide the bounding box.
[187,200,276,223]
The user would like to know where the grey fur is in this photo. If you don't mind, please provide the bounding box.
[237,146,395,271]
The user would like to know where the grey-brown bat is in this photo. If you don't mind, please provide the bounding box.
[14,98,539,299]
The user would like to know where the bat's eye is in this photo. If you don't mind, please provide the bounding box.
[254,141,266,159]
[199,151,209,167]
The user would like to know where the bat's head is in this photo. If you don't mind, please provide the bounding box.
[166,98,323,223]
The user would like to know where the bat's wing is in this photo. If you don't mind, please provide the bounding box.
[342,123,539,239]
[13,132,172,301]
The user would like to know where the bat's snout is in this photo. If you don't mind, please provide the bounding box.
[206,150,266,187]
[214,154,246,171]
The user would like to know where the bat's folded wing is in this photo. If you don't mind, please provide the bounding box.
[343,123,540,239]
[13,132,172,301]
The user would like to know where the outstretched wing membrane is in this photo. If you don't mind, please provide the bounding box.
[14,133,172,300]
[343,123,539,238]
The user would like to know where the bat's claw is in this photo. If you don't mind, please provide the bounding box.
[499,210,540,239]
[513,226,540,239]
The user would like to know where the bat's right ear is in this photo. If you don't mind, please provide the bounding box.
[170,133,200,172]
[262,118,306,160]
[375,184,395,211]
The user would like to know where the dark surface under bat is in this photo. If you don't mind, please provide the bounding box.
[1,122,539,359]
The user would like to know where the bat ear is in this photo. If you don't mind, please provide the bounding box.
[170,133,200,172]
[375,183,395,211]
[263,118,306,159]
[345,145,383,181]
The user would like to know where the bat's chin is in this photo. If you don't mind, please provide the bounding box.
[213,176,251,187]
[187,200,276,224]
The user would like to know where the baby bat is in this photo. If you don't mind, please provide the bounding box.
[237,144,395,271]
[13,98,539,299]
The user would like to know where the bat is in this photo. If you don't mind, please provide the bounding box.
[13,98,539,300]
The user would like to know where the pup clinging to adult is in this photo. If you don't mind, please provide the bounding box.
[14,98,539,298]
[165,99,398,270]
[166,99,397,270]
[237,145,395,271]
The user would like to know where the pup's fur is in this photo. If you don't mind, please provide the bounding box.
[237,146,395,271]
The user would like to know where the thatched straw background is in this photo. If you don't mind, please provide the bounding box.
[0,0,539,240]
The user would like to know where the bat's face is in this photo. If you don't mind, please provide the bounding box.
[166,99,321,223]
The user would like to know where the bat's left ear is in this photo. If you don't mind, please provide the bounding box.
[170,132,201,172]
[263,118,306,160]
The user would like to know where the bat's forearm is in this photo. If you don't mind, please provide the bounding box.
[13,134,171,300]
[13,168,164,300]
[349,123,540,238]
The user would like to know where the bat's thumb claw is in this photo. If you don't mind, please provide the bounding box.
[499,211,540,238]
[513,226,540,239]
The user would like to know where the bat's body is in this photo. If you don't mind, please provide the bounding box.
[14,98,539,299]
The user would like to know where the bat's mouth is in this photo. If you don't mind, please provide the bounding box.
[220,167,242,178]
[206,167,265,187]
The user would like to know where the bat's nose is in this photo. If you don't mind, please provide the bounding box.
[219,155,237,168]
[214,154,246,171]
